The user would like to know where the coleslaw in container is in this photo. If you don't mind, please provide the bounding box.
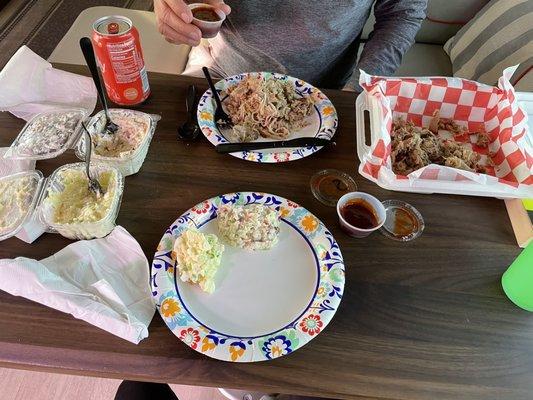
[75,109,160,176]
[3,108,88,160]
[0,171,44,241]
[39,163,124,240]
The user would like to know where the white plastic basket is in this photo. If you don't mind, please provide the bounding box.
[355,91,533,198]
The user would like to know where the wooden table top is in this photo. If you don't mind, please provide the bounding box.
[0,64,532,400]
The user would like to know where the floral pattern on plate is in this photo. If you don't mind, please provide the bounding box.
[151,192,345,362]
[197,72,338,163]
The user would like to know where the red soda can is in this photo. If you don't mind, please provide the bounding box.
[92,15,150,105]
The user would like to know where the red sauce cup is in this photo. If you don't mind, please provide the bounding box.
[189,3,226,39]
[336,192,386,238]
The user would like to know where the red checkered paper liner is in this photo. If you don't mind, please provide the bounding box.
[357,66,533,198]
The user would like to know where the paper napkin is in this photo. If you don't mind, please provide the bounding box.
[0,226,155,344]
[0,46,97,121]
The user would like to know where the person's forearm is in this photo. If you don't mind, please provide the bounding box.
[352,0,427,88]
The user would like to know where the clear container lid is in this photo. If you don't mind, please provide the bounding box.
[39,162,124,239]
[0,170,44,241]
[310,169,357,207]
[4,108,88,160]
[379,200,424,242]
[75,108,154,162]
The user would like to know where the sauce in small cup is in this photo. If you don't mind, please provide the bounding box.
[336,192,386,238]
[189,3,226,39]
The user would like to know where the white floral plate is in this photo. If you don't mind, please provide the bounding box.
[197,72,338,163]
[151,192,345,362]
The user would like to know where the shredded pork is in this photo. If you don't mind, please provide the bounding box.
[224,75,314,142]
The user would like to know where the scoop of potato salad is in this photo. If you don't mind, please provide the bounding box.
[172,229,225,294]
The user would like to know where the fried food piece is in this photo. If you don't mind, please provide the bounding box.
[390,116,487,175]
[390,119,434,175]
[428,110,440,134]
[444,156,474,171]
[428,110,467,136]
[440,139,479,162]
[475,129,490,148]
[420,129,442,162]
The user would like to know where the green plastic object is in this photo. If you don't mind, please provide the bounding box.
[502,243,533,312]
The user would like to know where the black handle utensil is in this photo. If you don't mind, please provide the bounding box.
[178,84,201,140]
[79,37,118,135]
[202,66,233,130]
[216,137,334,153]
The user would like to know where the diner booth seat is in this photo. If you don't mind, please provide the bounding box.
[51,0,533,90]
[49,4,458,80]
[50,1,532,91]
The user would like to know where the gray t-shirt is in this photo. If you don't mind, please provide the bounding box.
[204,0,427,89]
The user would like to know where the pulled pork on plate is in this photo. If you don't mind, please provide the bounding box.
[391,111,490,176]
[224,75,314,142]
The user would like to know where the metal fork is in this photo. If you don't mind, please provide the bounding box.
[80,37,119,135]
[81,122,104,198]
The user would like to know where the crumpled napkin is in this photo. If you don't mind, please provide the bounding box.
[0,147,45,243]
[0,226,155,344]
[0,46,97,121]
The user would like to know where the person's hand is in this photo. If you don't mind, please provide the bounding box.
[154,0,231,46]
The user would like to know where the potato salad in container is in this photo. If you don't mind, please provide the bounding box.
[76,109,160,176]
[0,171,44,241]
[39,163,124,240]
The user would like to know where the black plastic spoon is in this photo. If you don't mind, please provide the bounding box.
[178,84,201,140]
[79,37,118,135]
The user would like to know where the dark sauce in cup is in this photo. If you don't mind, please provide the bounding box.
[192,7,221,22]
[341,199,378,229]
[318,176,351,199]
[393,208,419,237]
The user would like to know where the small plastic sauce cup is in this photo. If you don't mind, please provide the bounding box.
[336,192,386,238]
[189,3,226,39]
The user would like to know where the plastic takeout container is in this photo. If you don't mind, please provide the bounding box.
[379,200,424,242]
[75,109,159,176]
[40,163,124,240]
[0,163,124,241]
[0,170,44,241]
[4,108,88,160]
[310,169,357,207]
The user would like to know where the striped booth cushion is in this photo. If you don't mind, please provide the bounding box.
[444,0,532,88]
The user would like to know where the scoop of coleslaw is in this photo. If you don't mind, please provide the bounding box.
[172,229,225,294]
[217,204,280,250]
